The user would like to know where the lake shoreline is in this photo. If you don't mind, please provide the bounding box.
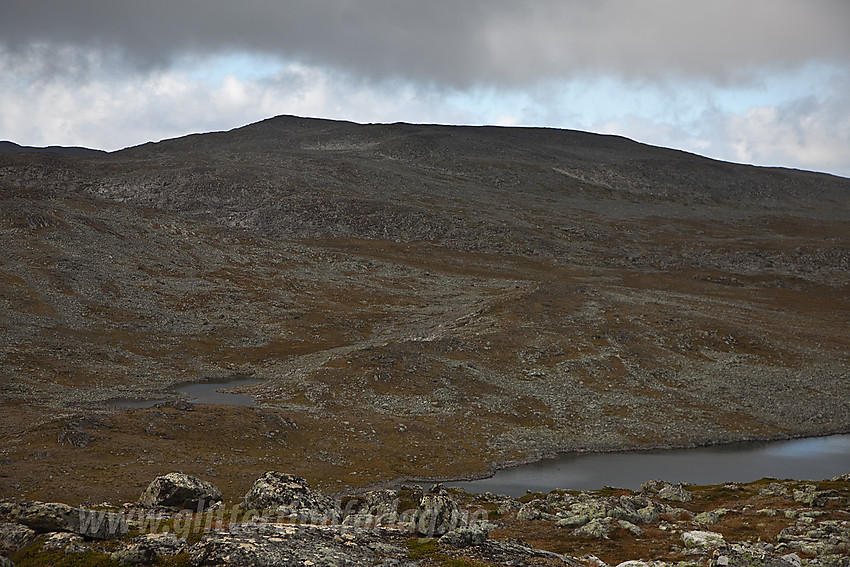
[392,429,850,497]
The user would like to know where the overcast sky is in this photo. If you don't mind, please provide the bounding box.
[2,1,849,177]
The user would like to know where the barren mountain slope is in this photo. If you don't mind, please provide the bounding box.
[0,116,848,504]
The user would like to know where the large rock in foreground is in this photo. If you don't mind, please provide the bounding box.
[138,473,222,511]
[0,521,36,555]
[415,485,463,537]
[111,532,187,565]
[190,524,383,567]
[11,502,127,539]
[242,472,337,521]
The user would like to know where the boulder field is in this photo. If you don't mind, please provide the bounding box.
[1,471,848,567]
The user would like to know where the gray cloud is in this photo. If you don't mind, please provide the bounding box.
[3,1,850,177]
[2,1,849,86]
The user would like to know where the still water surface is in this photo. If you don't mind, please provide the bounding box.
[108,376,260,408]
[450,434,850,497]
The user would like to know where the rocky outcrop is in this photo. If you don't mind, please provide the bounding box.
[777,519,850,559]
[189,524,389,567]
[9,502,127,539]
[513,490,687,532]
[340,488,402,527]
[695,508,732,525]
[793,485,841,507]
[710,542,804,567]
[683,530,725,549]
[41,531,86,551]
[110,532,187,565]
[0,522,35,555]
[138,473,222,511]
[0,475,847,567]
[414,484,464,537]
[439,524,489,547]
[11,502,77,533]
[641,479,694,502]
[242,471,337,521]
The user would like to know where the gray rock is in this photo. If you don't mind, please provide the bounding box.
[710,543,803,567]
[639,479,669,493]
[189,525,377,566]
[695,508,731,525]
[610,495,664,524]
[581,554,610,567]
[11,503,125,540]
[439,524,488,547]
[760,483,791,498]
[242,472,337,522]
[341,513,398,528]
[41,532,85,550]
[138,473,222,511]
[341,489,399,522]
[793,485,840,507]
[13,502,77,533]
[641,479,693,502]
[111,532,187,565]
[76,508,129,539]
[0,522,36,555]
[556,514,590,528]
[575,518,617,539]
[415,493,462,536]
[658,484,693,502]
[635,505,661,524]
[566,498,610,522]
[516,501,543,521]
[617,520,644,536]
[682,530,725,549]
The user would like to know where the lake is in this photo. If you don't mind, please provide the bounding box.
[449,434,850,496]
[108,375,261,408]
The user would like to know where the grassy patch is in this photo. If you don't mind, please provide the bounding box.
[13,543,121,567]
[404,538,491,567]
[156,552,192,567]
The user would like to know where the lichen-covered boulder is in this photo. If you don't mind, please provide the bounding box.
[682,530,725,549]
[0,522,36,555]
[189,526,379,566]
[242,472,337,521]
[340,488,400,523]
[415,492,461,536]
[11,502,126,539]
[111,532,187,565]
[439,524,488,548]
[792,485,840,507]
[574,517,618,539]
[640,479,693,502]
[710,542,803,567]
[13,502,77,533]
[695,508,731,525]
[138,473,222,511]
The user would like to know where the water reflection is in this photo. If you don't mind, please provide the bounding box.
[451,434,850,497]
[108,376,261,408]
[176,377,259,406]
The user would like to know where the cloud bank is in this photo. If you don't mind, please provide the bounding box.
[2,1,849,176]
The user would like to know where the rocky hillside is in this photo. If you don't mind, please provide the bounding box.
[1,471,848,567]
[0,115,849,504]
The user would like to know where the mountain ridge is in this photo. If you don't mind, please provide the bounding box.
[0,114,847,505]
